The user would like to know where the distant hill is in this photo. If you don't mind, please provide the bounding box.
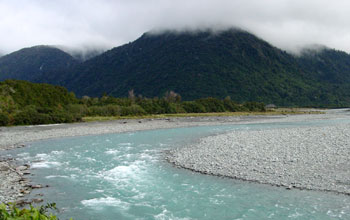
[0,45,79,83]
[1,29,350,107]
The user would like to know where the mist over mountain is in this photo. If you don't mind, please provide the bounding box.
[57,46,108,62]
[297,47,350,84]
[1,29,350,107]
[2,0,350,55]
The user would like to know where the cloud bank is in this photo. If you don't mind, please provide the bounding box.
[0,0,349,55]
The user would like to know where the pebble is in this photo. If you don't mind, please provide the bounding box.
[31,184,43,189]
[0,165,9,171]
[32,198,44,203]
[16,166,27,171]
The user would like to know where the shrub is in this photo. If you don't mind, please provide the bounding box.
[243,102,266,112]
[223,99,241,112]
[121,105,146,116]
[158,101,178,114]
[171,103,186,113]
[0,112,10,126]
[0,203,72,220]
[181,101,206,113]
[104,105,122,116]
[50,110,81,123]
[195,98,225,112]
[13,106,53,125]
[65,104,89,117]
[137,99,164,114]
[87,106,105,116]
[87,105,121,116]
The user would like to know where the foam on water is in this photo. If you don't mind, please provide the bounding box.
[105,149,120,155]
[17,152,29,157]
[45,175,70,179]
[31,161,62,168]
[81,197,130,210]
[85,157,97,162]
[119,142,133,146]
[35,153,49,159]
[51,151,64,155]
[154,208,193,220]
[104,164,142,180]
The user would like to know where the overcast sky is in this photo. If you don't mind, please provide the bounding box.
[0,0,350,55]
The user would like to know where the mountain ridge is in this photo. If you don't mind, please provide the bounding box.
[1,29,350,107]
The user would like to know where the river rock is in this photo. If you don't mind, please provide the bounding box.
[0,165,9,171]
[15,199,30,206]
[16,166,28,171]
[32,198,44,203]
[22,171,31,175]
[31,184,43,189]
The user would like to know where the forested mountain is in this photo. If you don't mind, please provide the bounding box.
[69,30,305,100]
[1,29,350,107]
[298,47,350,84]
[0,45,79,83]
[63,29,350,106]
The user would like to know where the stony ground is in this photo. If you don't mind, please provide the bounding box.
[0,160,33,204]
[168,120,350,195]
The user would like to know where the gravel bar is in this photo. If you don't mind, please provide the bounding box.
[168,121,350,195]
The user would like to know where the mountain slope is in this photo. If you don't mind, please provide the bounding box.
[66,30,299,100]
[1,30,350,107]
[0,45,79,83]
[298,47,350,84]
[64,29,350,106]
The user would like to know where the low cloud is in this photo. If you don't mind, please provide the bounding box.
[0,0,349,55]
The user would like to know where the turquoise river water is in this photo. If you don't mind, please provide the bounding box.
[3,119,350,220]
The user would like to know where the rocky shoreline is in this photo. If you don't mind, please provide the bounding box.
[0,158,46,205]
[0,109,348,204]
[167,122,350,195]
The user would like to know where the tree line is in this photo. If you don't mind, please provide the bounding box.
[0,80,265,126]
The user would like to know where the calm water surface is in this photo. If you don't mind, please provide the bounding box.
[4,119,350,220]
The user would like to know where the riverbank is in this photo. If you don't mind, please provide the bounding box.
[0,109,348,204]
[167,109,350,195]
[0,109,329,151]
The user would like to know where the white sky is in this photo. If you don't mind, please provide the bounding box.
[0,0,349,55]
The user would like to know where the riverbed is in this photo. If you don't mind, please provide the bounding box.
[1,110,350,219]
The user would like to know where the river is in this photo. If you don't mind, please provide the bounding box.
[4,118,350,219]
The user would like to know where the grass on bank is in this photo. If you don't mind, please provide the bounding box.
[82,108,323,122]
